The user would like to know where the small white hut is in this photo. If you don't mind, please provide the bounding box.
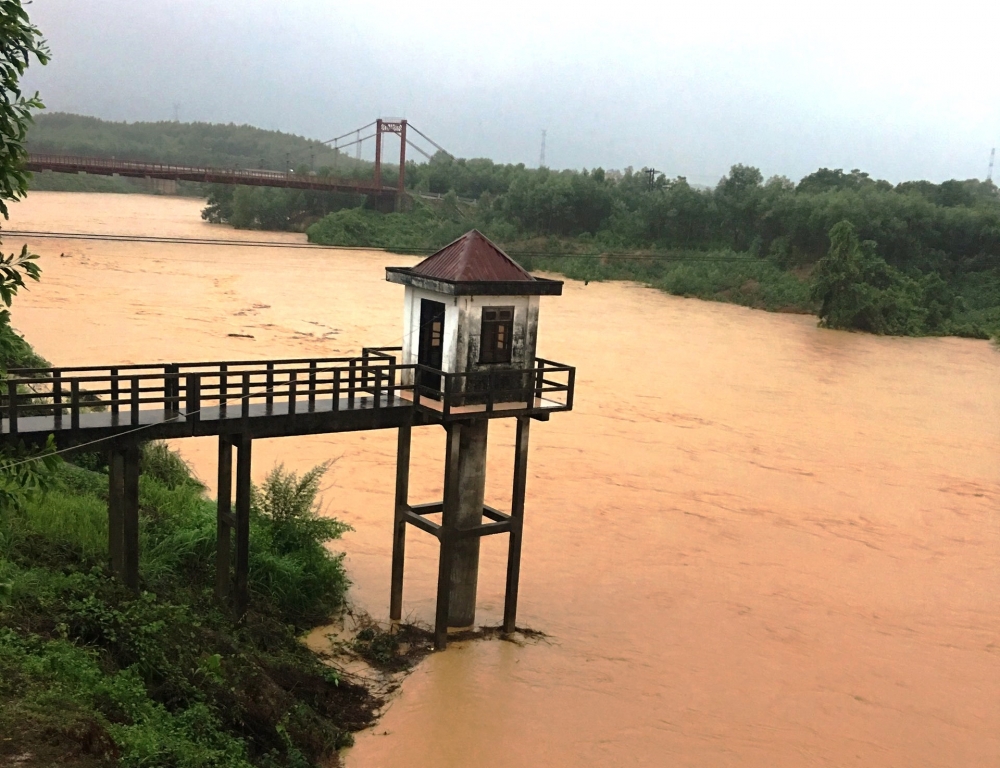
[386,230,563,402]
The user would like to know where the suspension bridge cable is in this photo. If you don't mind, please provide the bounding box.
[405,139,434,161]
[406,125,452,158]
[322,122,377,146]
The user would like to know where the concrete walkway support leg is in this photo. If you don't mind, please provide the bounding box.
[233,435,252,618]
[215,436,233,604]
[503,416,531,633]
[122,445,141,592]
[434,422,462,649]
[108,449,125,578]
[448,419,489,628]
[390,421,411,621]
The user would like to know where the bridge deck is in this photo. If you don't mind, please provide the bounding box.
[26,153,398,197]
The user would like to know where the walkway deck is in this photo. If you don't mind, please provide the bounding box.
[0,350,574,449]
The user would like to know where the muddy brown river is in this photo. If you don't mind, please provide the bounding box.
[8,192,1000,766]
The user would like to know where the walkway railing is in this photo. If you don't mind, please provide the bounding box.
[2,352,574,436]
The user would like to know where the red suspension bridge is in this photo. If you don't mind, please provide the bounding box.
[26,118,446,209]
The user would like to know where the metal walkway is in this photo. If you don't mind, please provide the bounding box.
[1,348,574,646]
[1,349,574,449]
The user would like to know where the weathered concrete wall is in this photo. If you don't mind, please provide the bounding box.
[400,286,463,386]
[399,290,541,396]
[447,418,489,627]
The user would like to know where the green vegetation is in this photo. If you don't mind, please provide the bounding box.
[302,161,1000,338]
[27,113,368,174]
[0,0,48,375]
[201,184,364,231]
[1,446,374,767]
[4,14,377,764]
[21,106,1000,337]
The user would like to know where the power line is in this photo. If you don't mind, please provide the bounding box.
[7,229,825,262]
[12,230,1000,265]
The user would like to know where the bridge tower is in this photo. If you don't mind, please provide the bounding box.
[374,118,408,211]
[386,230,564,646]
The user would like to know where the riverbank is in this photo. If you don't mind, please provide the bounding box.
[7,192,999,767]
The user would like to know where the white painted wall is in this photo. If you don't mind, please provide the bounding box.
[399,286,543,392]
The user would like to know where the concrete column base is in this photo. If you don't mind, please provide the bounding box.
[447,419,488,627]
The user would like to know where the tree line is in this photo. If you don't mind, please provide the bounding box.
[308,157,1000,338]
[23,113,1000,338]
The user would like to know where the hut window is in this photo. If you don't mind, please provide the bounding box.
[479,306,514,364]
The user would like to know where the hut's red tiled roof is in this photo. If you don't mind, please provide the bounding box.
[410,230,535,283]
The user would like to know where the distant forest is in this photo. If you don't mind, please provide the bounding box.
[23,113,1000,338]
[25,112,376,196]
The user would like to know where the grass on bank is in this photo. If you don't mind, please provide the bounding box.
[1,442,373,768]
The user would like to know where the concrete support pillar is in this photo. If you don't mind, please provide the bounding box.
[108,449,125,577]
[107,445,139,592]
[447,418,489,628]
[215,436,233,604]
[233,435,252,617]
[503,416,531,632]
[122,446,141,592]
[390,421,411,621]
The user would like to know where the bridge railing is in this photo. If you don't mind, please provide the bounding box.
[26,153,389,193]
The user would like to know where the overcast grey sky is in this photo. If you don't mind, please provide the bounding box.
[21,0,1000,186]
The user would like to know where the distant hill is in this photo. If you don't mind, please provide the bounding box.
[26,112,368,174]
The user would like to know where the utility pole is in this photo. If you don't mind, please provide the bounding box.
[645,168,659,189]
[988,148,995,183]
[173,103,180,122]
[539,129,546,169]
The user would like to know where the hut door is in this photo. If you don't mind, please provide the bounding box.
[418,299,446,392]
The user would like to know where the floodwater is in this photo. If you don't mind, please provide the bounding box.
[8,192,1000,767]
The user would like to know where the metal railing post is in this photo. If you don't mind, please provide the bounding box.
[52,370,62,427]
[71,380,81,431]
[241,372,251,421]
[348,359,356,409]
[7,379,17,434]
[288,371,297,414]
[131,377,140,425]
[186,374,200,422]
[308,361,317,411]
[388,358,397,404]
[219,364,228,416]
[265,362,274,414]
[110,367,119,422]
